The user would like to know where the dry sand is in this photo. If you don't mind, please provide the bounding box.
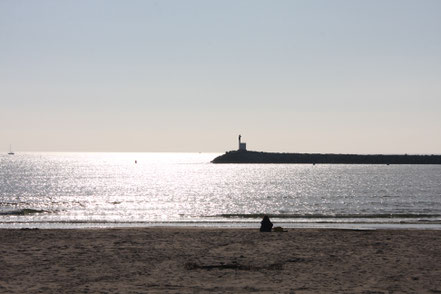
[1,228,441,293]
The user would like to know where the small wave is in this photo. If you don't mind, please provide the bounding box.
[0,209,47,216]
[215,213,441,219]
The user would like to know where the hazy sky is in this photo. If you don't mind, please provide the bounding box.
[1,0,440,153]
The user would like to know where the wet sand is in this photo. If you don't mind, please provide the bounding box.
[1,228,441,293]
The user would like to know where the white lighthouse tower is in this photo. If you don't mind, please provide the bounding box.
[238,135,247,151]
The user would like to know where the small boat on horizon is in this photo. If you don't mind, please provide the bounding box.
[8,145,14,155]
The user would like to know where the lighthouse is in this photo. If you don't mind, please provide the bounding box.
[238,135,247,151]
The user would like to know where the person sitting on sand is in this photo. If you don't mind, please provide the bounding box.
[260,215,273,232]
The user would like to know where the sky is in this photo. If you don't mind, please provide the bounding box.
[1,0,440,153]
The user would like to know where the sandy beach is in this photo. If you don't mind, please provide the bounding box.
[1,228,440,293]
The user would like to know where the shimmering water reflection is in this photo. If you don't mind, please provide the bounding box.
[1,152,441,228]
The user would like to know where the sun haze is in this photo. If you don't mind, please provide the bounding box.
[1,0,440,153]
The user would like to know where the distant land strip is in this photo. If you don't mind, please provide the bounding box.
[211,150,441,164]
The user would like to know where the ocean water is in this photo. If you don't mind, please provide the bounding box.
[1,152,441,229]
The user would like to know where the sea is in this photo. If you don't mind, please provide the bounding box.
[1,152,441,229]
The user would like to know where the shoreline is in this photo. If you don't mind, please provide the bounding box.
[1,227,441,293]
[2,221,441,230]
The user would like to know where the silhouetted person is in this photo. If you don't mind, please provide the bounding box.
[260,215,273,232]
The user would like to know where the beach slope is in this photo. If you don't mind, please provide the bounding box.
[1,228,441,293]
